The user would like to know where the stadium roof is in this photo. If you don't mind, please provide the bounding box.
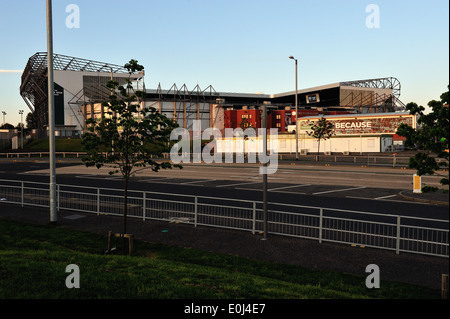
[272,77,401,99]
[22,52,134,74]
[20,53,143,129]
[299,111,411,120]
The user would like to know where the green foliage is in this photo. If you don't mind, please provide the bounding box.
[307,117,335,159]
[80,60,182,241]
[307,117,335,141]
[396,86,449,193]
[81,59,181,180]
[239,117,253,130]
[25,138,83,152]
[0,123,14,129]
[26,112,36,129]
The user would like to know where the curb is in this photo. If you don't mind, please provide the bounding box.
[398,191,449,206]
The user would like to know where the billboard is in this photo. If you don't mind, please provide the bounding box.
[299,113,415,135]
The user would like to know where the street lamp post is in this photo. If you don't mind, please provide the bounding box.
[19,110,24,149]
[47,0,57,224]
[289,56,299,160]
[261,102,268,240]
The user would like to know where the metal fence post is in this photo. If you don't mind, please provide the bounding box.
[319,208,323,243]
[396,216,401,255]
[142,191,146,221]
[252,201,256,235]
[97,188,100,216]
[194,196,198,227]
[442,274,449,299]
[21,181,24,207]
[57,184,60,211]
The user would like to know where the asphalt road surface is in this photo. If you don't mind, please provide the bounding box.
[0,160,448,221]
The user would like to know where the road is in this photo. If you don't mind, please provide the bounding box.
[0,160,448,221]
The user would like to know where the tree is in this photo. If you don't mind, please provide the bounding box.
[0,123,14,129]
[81,59,182,253]
[25,112,36,130]
[239,117,253,130]
[396,86,449,193]
[307,117,335,161]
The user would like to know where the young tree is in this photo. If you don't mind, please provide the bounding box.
[0,122,14,129]
[81,60,182,253]
[26,112,36,130]
[307,117,335,161]
[239,117,253,130]
[396,86,449,193]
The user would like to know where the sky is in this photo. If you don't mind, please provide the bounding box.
[0,0,448,126]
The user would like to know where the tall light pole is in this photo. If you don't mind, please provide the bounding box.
[289,56,299,160]
[261,101,270,240]
[19,110,24,149]
[47,0,57,224]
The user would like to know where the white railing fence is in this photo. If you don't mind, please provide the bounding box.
[0,179,448,257]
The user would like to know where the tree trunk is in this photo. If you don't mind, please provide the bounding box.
[122,178,128,255]
[317,139,321,162]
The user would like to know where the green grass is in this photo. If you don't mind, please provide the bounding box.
[23,139,171,154]
[24,139,83,152]
[0,219,439,299]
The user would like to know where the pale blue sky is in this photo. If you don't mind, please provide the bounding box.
[0,0,448,125]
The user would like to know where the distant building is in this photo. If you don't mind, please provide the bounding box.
[296,112,416,153]
[216,112,416,154]
[20,52,143,137]
[0,129,18,149]
[20,53,406,137]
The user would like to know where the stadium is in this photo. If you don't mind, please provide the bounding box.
[20,52,407,139]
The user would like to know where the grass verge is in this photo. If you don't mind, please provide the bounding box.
[24,139,83,152]
[0,219,439,299]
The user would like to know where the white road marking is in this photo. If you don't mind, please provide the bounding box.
[268,184,312,191]
[313,186,366,195]
[75,174,102,179]
[374,194,398,200]
[180,179,217,185]
[216,181,262,188]
[141,177,170,182]
[345,196,431,205]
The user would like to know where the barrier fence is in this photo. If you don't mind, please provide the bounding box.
[0,151,424,168]
[0,179,448,257]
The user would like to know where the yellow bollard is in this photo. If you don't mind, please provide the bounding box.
[413,174,422,193]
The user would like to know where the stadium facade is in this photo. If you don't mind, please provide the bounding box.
[20,52,143,137]
[20,53,406,136]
